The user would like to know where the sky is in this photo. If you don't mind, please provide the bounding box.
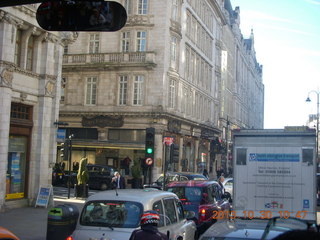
[231,0,320,129]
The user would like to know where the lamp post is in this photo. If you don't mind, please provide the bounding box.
[306,90,319,172]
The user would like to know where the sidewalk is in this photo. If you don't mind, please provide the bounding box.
[0,197,85,240]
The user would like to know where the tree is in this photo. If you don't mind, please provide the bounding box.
[75,157,89,198]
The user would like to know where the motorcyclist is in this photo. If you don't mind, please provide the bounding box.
[129,210,168,240]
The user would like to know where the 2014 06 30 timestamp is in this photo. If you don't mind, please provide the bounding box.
[212,210,308,220]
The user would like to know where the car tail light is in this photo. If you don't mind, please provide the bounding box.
[66,236,73,240]
[199,208,206,223]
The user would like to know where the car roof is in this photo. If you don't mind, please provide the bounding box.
[162,172,207,178]
[86,188,178,204]
[166,180,218,187]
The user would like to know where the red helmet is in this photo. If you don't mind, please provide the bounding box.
[140,210,160,226]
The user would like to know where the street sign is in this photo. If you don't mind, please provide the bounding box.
[163,137,174,146]
[145,157,153,166]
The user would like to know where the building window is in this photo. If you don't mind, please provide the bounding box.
[89,34,100,53]
[26,35,34,71]
[124,0,131,14]
[137,0,148,15]
[119,75,128,105]
[64,45,68,54]
[11,103,32,120]
[14,29,22,66]
[170,36,177,69]
[121,32,130,52]
[172,0,179,21]
[86,77,97,105]
[61,77,66,103]
[169,79,176,109]
[136,31,146,52]
[133,75,144,105]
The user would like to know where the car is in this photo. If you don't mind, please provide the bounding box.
[67,188,197,240]
[64,164,117,190]
[0,226,20,240]
[144,172,209,190]
[199,217,312,240]
[166,180,231,235]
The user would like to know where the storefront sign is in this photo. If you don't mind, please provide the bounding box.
[163,137,174,146]
[56,128,66,142]
[82,115,124,128]
[201,129,215,138]
[35,185,52,208]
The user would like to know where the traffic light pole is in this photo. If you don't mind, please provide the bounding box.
[67,134,73,199]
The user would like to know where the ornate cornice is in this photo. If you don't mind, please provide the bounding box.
[13,5,37,18]
[0,67,14,88]
[125,15,154,27]
[0,10,23,27]
[60,32,79,46]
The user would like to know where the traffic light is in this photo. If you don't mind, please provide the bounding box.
[145,128,155,166]
[170,143,179,163]
[60,139,70,161]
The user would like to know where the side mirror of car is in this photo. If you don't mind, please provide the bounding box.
[36,1,127,31]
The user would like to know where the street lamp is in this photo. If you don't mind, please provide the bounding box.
[306,90,319,171]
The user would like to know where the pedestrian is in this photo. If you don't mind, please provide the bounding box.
[112,171,126,189]
[203,168,209,179]
[129,210,168,240]
[218,175,225,194]
[216,167,221,178]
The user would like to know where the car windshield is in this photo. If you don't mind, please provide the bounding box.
[167,186,203,203]
[80,200,143,228]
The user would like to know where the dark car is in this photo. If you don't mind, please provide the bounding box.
[166,180,230,234]
[65,164,117,190]
[144,172,208,190]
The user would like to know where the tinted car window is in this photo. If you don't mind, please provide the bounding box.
[168,187,203,203]
[163,198,178,225]
[153,200,165,227]
[175,199,184,221]
[80,201,143,228]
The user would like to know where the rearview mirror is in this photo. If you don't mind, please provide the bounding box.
[36,1,127,31]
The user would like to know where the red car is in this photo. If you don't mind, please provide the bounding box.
[0,226,20,240]
[166,180,230,234]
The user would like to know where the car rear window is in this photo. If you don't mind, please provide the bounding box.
[80,200,143,228]
[167,187,203,202]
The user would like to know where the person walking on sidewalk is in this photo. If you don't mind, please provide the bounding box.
[129,210,168,240]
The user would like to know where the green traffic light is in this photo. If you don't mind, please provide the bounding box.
[147,148,153,154]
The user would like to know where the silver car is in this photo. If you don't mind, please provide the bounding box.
[69,188,197,240]
[199,217,310,240]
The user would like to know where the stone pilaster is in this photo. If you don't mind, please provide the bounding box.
[0,67,12,209]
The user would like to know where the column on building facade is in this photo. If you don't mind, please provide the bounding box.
[0,72,13,208]
[0,15,15,208]
[28,37,57,200]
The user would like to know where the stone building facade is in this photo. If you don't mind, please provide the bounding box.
[0,4,67,209]
[59,0,228,182]
[218,0,264,173]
